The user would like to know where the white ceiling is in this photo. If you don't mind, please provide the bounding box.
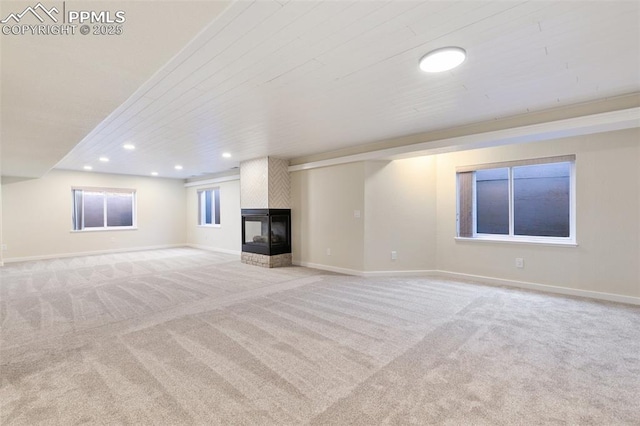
[0,0,230,178]
[4,0,640,179]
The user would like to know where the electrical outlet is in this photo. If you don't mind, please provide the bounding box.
[515,258,524,268]
[353,210,361,218]
[391,250,397,260]
[1,244,7,251]
[326,248,331,256]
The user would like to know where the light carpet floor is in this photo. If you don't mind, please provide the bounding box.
[1,248,639,425]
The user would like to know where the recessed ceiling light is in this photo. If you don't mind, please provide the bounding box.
[83,165,93,170]
[123,144,135,150]
[222,152,232,158]
[419,47,466,73]
[151,172,158,176]
[99,157,109,162]
[174,165,183,170]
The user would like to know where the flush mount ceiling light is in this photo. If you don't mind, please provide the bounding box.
[151,172,158,176]
[174,165,183,170]
[99,157,109,162]
[419,47,466,73]
[222,152,231,158]
[123,144,135,150]
[83,165,93,170]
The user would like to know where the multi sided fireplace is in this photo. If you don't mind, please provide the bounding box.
[241,209,291,259]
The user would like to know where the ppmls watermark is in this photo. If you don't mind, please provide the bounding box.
[1,2,126,36]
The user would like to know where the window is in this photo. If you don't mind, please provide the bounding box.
[72,188,136,231]
[457,155,575,243]
[198,188,220,226]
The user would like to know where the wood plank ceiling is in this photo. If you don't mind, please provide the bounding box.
[0,0,231,178]
[20,1,640,178]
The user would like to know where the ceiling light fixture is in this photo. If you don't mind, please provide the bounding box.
[99,157,109,162]
[151,172,158,176]
[83,165,93,170]
[419,47,466,73]
[174,165,183,170]
[222,152,231,158]
[123,144,135,150]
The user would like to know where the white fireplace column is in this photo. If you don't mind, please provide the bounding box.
[240,157,290,209]
[239,157,291,267]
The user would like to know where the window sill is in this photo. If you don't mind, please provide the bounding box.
[71,227,138,233]
[455,236,577,247]
[197,224,221,228]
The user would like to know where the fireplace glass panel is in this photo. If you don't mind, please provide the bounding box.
[244,217,269,245]
[270,215,288,245]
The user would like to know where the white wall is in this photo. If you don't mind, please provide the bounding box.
[2,129,638,300]
[291,162,365,273]
[290,158,438,275]
[364,158,437,272]
[186,178,241,254]
[0,172,3,266]
[436,128,640,298]
[1,169,186,261]
[291,128,639,300]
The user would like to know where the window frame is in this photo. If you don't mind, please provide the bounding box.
[456,156,577,246]
[71,187,137,232]
[197,187,221,227]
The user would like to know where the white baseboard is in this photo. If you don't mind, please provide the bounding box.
[292,261,365,276]
[362,270,438,278]
[4,248,637,305]
[434,270,640,306]
[187,244,241,256]
[290,261,640,306]
[293,262,436,277]
[2,244,187,264]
